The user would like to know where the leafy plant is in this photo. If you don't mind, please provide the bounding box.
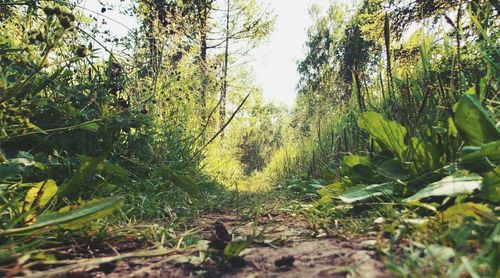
[2,197,123,235]
[454,94,499,146]
[357,112,407,161]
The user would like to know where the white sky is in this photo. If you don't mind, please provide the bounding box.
[79,0,353,108]
[252,0,328,107]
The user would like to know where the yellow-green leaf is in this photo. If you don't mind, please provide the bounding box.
[357,112,407,161]
[409,137,444,172]
[23,179,58,222]
[442,202,491,224]
[454,94,500,146]
[4,196,124,235]
[479,167,500,203]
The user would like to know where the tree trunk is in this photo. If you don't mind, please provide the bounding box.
[220,0,230,135]
[196,0,210,134]
[384,13,393,99]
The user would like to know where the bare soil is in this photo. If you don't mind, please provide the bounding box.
[57,212,393,278]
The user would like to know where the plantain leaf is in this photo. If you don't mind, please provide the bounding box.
[338,182,394,203]
[376,159,411,180]
[352,164,376,183]
[223,238,252,259]
[58,155,129,199]
[0,158,34,179]
[357,112,407,160]
[454,94,500,146]
[23,180,58,222]
[404,173,482,202]
[316,182,343,205]
[341,155,371,177]
[479,167,500,203]
[460,140,500,162]
[442,202,492,224]
[409,137,444,172]
[3,196,124,235]
[342,155,370,168]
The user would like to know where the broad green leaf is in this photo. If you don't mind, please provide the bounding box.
[460,140,500,162]
[309,183,323,189]
[376,160,411,180]
[3,197,123,235]
[341,155,370,168]
[357,112,407,160]
[338,182,394,203]
[316,182,343,205]
[23,179,58,222]
[352,164,376,183]
[479,167,500,203]
[409,137,444,172]
[307,179,323,190]
[223,238,252,259]
[318,182,343,196]
[465,77,489,101]
[454,94,500,146]
[0,158,35,179]
[478,76,488,101]
[341,155,370,177]
[404,173,482,202]
[442,202,492,224]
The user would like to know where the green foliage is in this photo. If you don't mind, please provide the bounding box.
[404,173,483,202]
[461,140,500,162]
[409,136,445,172]
[0,158,34,179]
[1,0,499,276]
[338,182,394,203]
[223,238,252,259]
[1,0,268,264]
[479,167,500,203]
[3,197,124,235]
[23,179,58,222]
[58,155,126,200]
[357,112,407,160]
[264,0,499,275]
[454,94,500,146]
[376,160,410,181]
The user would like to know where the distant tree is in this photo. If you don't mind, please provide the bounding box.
[137,0,273,139]
[218,0,274,132]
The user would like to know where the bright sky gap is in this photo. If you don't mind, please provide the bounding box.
[81,0,352,108]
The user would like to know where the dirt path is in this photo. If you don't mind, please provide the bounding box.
[87,212,391,278]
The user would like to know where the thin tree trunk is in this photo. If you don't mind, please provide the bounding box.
[220,0,230,135]
[384,13,393,99]
[354,70,365,112]
[196,0,210,140]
